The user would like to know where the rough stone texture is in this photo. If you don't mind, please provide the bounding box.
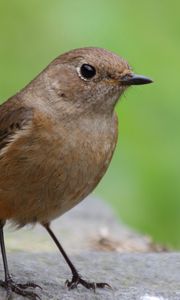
[0,252,180,300]
[4,196,166,254]
[0,196,176,299]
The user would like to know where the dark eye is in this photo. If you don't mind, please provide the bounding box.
[80,64,96,80]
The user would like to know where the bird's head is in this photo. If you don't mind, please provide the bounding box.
[40,47,152,115]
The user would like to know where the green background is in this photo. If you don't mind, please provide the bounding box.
[0,1,179,247]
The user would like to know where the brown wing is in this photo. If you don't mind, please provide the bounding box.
[0,102,33,151]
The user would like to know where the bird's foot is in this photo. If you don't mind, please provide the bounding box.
[65,273,111,291]
[0,276,41,300]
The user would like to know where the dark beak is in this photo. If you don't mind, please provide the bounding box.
[121,74,153,85]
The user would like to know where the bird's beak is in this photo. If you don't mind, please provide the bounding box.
[121,73,153,85]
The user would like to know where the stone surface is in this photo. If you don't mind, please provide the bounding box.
[0,196,175,299]
[0,252,180,300]
[4,196,166,254]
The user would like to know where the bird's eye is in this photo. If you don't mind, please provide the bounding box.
[79,64,96,80]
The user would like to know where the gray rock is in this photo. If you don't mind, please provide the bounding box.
[0,252,180,299]
[4,196,165,254]
[1,196,173,299]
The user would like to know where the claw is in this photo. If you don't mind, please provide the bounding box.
[65,274,111,292]
[0,277,41,299]
[96,282,112,289]
[18,282,42,290]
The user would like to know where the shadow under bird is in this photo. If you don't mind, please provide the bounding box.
[0,47,152,299]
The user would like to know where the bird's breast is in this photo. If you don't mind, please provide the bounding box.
[48,113,118,218]
[0,112,118,225]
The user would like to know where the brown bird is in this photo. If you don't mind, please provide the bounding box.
[0,47,152,299]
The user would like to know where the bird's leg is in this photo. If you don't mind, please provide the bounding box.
[43,223,111,291]
[0,220,41,300]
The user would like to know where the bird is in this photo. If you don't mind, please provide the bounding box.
[0,47,152,299]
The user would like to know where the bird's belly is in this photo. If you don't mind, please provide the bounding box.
[39,138,116,223]
[0,115,118,225]
[0,144,114,224]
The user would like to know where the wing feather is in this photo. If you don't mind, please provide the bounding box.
[0,103,33,151]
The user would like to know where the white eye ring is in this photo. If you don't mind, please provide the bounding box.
[76,66,88,81]
[76,64,96,81]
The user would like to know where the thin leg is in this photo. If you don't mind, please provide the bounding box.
[43,223,111,290]
[0,221,10,282]
[0,220,41,300]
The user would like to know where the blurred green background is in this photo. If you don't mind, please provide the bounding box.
[0,1,179,247]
